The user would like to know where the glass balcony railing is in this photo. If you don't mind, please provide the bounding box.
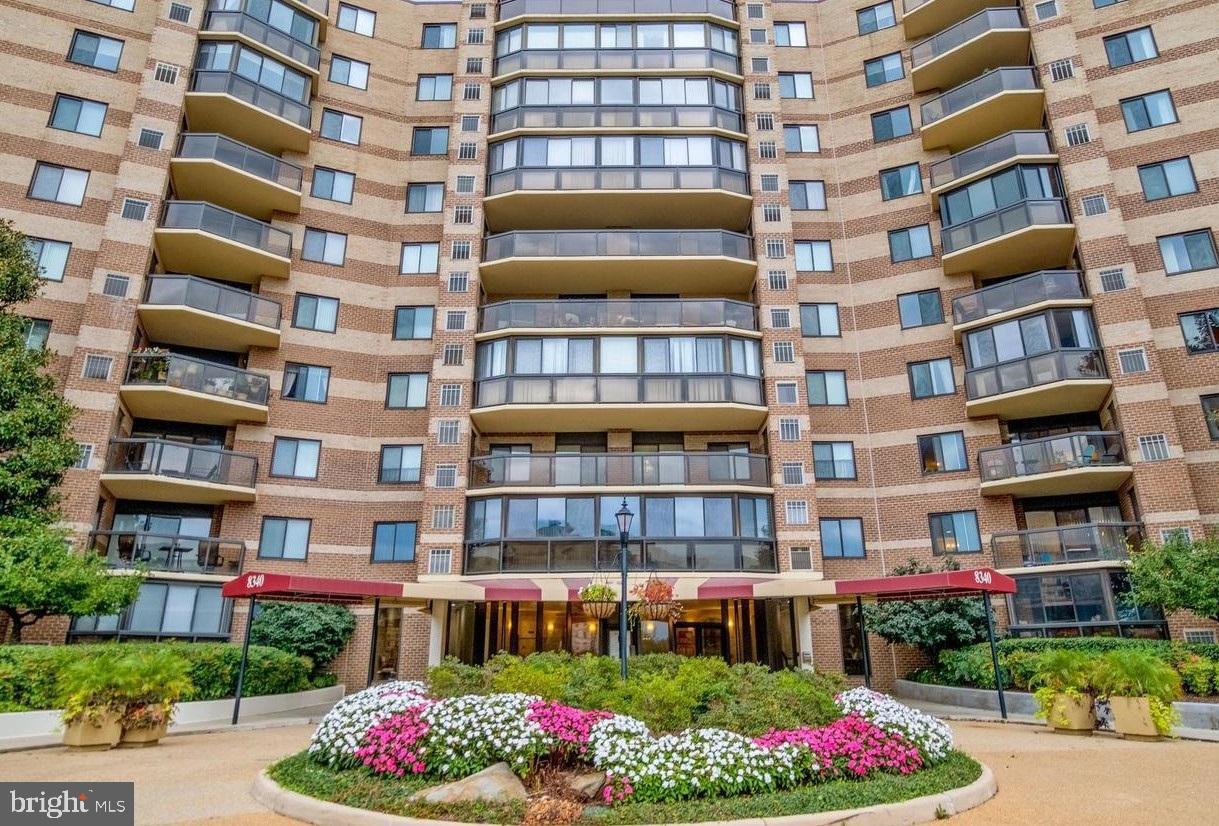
[202,8,321,70]
[488,165,749,196]
[920,67,1040,126]
[497,0,736,23]
[466,539,777,574]
[952,270,1085,326]
[991,522,1140,569]
[104,438,259,489]
[966,347,1106,401]
[90,530,245,576]
[470,452,769,488]
[189,70,312,129]
[911,8,1026,70]
[124,352,271,406]
[144,275,282,330]
[929,130,1053,190]
[494,48,740,77]
[491,104,743,134]
[484,229,752,261]
[978,431,1128,484]
[941,199,1069,255]
[475,373,764,407]
[480,298,758,331]
[176,133,303,192]
[160,201,293,259]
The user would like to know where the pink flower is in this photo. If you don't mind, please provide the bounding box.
[526,700,612,756]
[355,705,432,777]
[754,715,923,779]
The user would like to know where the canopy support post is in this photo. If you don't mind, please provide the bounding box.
[367,597,381,686]
[232,596,255,726]
[982,592,1007,720]
[856,595,872,689]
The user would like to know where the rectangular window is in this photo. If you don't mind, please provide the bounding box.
[785,501,809,525]
[463,82,482,100]
[379,445,422,483]
[1139,158,1198,201]
[271,437,321,479]
[758,141,777,160]
[1137,434,1171,461]
[24,318,51,350]
[417,74,453,101]
[467,28,485,45]
[806,370,848,405]
[451,240,471,260]
[813,442,856,480]
[778,73,814,99]
[1201,395,1219,440]
[282,363,330,403]
[800,303,840,337]
[311,168,355,204]
[456,175,476,194]
[762,204,782,222]
[898,289,943,328]
[1118,347,1148,374]
[774,22,807,47]
[864,53,904,87]
[443,345,464,366]
[795,240,832,272]
[1120,90,1177,132]
[783,124,820,153]
[68,31,123,71]
[372,522,417,563]
[1179,308,1219,354]
[429,549,453,574]
[319,109,362,144]
[461,116,480,133]
[889,225,933,263]
[929,511,982,554]
[448,272,469,292]
[752,59,770,75]
[259,517,310,560]
[749,29,766,44]
[776,381,798,404]
[82,354,112,380]
[1080,194,1108,216]
[103,273,129,297]
[29,163,89,205]
[330,55,369,90]
[337,3,375,36]
[90,0,135,9]
[422,23,457,48]
[168,2,191,21]
[879,163,922,200]
[768,271,788,290]
[821,518,865,558]
[137,128,164,150]
[457,142,478,160]
[871,106,913,142]
[773,341,795,363]
[412,127,449,156]
[790,547,812,569]
[909,358,955,399]
[440,384,462,406]
[747,3,764,18]
[1099,268,1127,292]
[387,373,428,408]
[766,240,786,259]
[445,310,467,331]
[770,308,791,329]
[293,294,339,333]
[401,243,440,274]
[1104,27,1158,68]
[778,418,801,441]
[433,505,456,530]
[790,180,827,210]
[1159,230,1218,275]
[74,443,94,469]
[1064,123,1091,147]
[470,3,487,19]
[466,58,484,74]
[918,432,968,473]
[437,420,460,444]
[1184,628,1218,644]
[781,462,805,485]
[1034,0,1058,20]
[120,198,148,221]
[302,229,346,265]
[153,62,179,84]
[393,306,434,340]
[857,2,896,35]
[753,83,771,101]
[50,94,107,137]
[1048,58,1074,82]
[28,238,70,281]
[435,464,458,487]
[407,183,444,213]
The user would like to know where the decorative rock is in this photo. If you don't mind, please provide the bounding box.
[408,762,528,805]
[566,771,607,801]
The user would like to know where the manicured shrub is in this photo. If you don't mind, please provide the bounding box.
[488,651,573,700]
[425,656,486,698]
[1178,656,1216,696]
[250,602,356,676]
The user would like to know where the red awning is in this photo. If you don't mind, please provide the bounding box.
[832,567,1016,602]
[221,571,405,604]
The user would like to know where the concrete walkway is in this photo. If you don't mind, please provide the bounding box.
[0,720,1215,825]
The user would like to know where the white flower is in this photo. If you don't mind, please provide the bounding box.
[308,681,429,768]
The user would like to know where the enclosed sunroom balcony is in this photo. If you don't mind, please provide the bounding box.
[951,270,1089,340]
[184,70,312,154]
[496,0,738,26]
[199,2,322,80]
[468,451,770,491]
[479,298,758,335]
[928,130,1057,205]
[991,522,1140,570]
[965,347,1110,419]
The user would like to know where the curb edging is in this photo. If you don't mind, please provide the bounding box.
[252,764,997,826]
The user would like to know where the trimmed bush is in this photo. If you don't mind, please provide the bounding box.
[250,602,356,676]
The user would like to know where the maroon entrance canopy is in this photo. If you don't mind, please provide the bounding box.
[833,567,1016,602]
[221,571,403,604]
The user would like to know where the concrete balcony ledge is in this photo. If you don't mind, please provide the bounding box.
[910,7,1030,93]
[920,67,1044,153]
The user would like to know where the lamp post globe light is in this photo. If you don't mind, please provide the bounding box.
[615,498,634,680]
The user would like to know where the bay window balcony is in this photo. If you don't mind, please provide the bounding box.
[1007,569,1166,639]
[201,0,322,76]
[100,438,258,504]
[480,298,757,333]
[902,0,1018,42]
[920,67,1045,153]
[951,270,1088,338]
[910,8,1029,93]
[120,352,270,425]
[154,201,292,283]
[169,133,303,219]
[138,275,281,352]
[496,0,738,24]
[991,522,1140,570]
[90,529,245,576]
[469,451,769,489]
[978,431,1132,497]
[464,493,775,575]
[928,130,1057,201]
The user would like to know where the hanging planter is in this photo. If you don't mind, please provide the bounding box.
[630,575,681,623]
[578,582,618,619]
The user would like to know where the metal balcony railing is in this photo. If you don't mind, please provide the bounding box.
[124,352,271,406]
[160,201,293,259]
[144,275,282,330]
[991,522,1140,569]
[484,229,753,261]
[487,165,749,196]
[176,133,303,192]
[475,373,764,407]
[929,130,1053,190]
[201,8,321,70]
[965,347,1105,401]
[469,452,769,488]
[90,530,245,576]
[920,67,1040,126]
[465,538,778,574]
[480,298,758,331]
[497,0,736,23]
[951,270,1085,326]
[104,438,259,489]
[494,48,740,77]
[911,8,1026,70]
[491,104,744,134]
[188,70,312,129]
[978,431,1127,484]
[941,198,1069,255]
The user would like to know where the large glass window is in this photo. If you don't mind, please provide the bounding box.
[386,373,428,408]
[195,41,309,102]
[856,2,895,35]
[870,106,912,142]
[940,164,1063,227]
[898,289,943,328]
[806,370,848,405]
[800,303,839,337]
[474,335,760,377]
[469,495,771,540]
[821,518,865,558]
[379,445,422,483]
[864,53,903,87]
[50,94,107,137]
[271,437,320,478]
[1103,27,1157,68]
[293,294,339,333]
[813,442,856,480]
[496,21,737,56]
[1158,230,1217,275]
[282,363,330,403]
[372,522,417,562]
[26,238,70,281]
[929,511,981,554]
[1120,90,1177,132]
[68,30,123,71]
[393,306,434,340]
[908,358,955,399]
[1179,308,1219,354]
[790,180,826,210]
[879,163,922,200]
[490,135,745,172]
[918,432,968,473]
[889,226,933,263]
[1138,157,1197,201]
[964,308,1095,369]
[259,517,310,559]
[72,582,229,637]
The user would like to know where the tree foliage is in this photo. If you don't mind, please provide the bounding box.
[250,602,357,674]
[1127,535,1219,623]
[862,558,989,660]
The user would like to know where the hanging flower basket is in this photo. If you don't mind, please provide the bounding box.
[630,575,682,623]
[583,600,618,619]
[578,582,618,619]
[637,601,675,621]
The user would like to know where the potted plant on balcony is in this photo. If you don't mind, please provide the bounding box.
[630,575,681,622]
[579,581,618,619]
[117,648,193,748]
[130,347,169,384]
[1030,649,1096,735]
[58,651,125,750]
[1092,649,1181,740]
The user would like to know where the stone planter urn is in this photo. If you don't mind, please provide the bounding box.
[119,722,169,748]
[63,713,122,751]
[1109,696,1161,740]
[1047,693,1095,735]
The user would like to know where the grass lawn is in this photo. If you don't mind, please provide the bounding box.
[268,750,983,825]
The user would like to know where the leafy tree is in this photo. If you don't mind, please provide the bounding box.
[250,602,357,675]
[862,558,989,661]
[1127,535,1219,623]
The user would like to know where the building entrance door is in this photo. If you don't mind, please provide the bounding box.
[674,622,728,658]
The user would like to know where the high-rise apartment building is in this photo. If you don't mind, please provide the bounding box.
[6,0,1218,687]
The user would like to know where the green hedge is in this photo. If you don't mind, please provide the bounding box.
[0,643,313,712]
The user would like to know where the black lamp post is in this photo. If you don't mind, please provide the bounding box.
[615,498,634,681]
